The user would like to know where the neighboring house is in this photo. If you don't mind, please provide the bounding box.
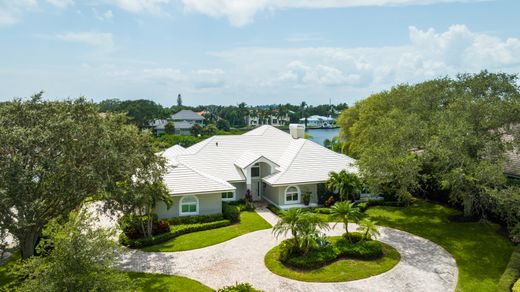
[505,150,520,179]
[300,115,336,128]
[149,119,168,136]
[245,113,290,127]
[155,124,358,218]
[172,110,205,135]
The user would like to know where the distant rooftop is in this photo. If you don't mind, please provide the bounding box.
[172,110,205,121]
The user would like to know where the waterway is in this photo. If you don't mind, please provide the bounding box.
[306,128,340,146]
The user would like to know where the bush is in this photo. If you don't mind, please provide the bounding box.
[343,232,365,243]
[153,220,170,235]
[336,239,383,259]
[325,196,336,207]
[120,219,231,248]
[513,278,520,292]
[356,202,368,212]
[167,213,224,225]
[223,203,240,223]
[218,282,262,292]
[267,204,284,216]
[285,245,337,269]
[497,245,520,292]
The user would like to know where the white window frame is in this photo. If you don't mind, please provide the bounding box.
[221,191,235,202]
[251,163,260,178]
[179,195,199,216]
[284,185,301,204]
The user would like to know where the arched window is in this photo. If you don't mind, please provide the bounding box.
[179,196,199,216]
[285,186,300,204]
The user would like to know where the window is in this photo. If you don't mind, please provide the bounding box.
[251,163,260,178]
[221,192,235,201]
[285,186,300,204]
[179,196,199,215]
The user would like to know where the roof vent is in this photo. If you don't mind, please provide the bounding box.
[289,124,305,139]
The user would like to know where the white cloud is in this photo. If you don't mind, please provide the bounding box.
[180,0,485,27]
[212,25,520,93]
[0,0,37,27]
[56,32,114,47]
[95,9,114,21]
[46,0,74,9]
[105,0,172,14]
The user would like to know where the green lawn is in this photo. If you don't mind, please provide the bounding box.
[143,211,271,252]
[264,237,400,282]
[127,271,213,292]
[0,254,212,292]
[365,200,515,292]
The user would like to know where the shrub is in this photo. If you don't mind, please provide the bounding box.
[513,278,520,292]
[497,245,520,292]
[343,232,365,243]
[167,214,224,225]
[325,196,336,208]
[284,245,337,269]
[336,239,383,259]
[278,239,299,263]
[218,282,262,292]
[267,204,284,216]
[356,202,368,212]
[153,220,170,235]
[223,203,240,223]
[314,208,331,214]
[120,220,231,248]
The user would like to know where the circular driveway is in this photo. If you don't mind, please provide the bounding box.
[116,211,458,292]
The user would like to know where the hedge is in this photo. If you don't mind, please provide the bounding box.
[267,204,284,216]
[167,213,224,225]
[497,245,520,292]
[120,219,231,248]
[217,282,263,292]
[223,203,240,223]
[279,237,384,269]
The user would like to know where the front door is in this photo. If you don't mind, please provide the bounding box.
[251,179,261,201]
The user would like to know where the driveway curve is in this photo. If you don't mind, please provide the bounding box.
[116,208,458,292]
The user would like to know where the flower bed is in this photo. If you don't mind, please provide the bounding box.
[264,235,400,282]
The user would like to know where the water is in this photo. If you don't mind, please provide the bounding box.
[306,128,340,146]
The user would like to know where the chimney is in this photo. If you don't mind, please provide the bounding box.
[289,124,305,139]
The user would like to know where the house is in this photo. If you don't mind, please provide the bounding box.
[155,124,358,218]
[171,110,205,135]
[300,115,336,128]
[245,112,291,127]
[149,119,168,136]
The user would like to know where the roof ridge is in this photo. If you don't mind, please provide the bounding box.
[279,138,307,171]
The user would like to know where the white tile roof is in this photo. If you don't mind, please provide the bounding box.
[160,125,358,194]
[163,163,235,195]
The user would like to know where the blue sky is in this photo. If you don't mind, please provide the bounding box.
[1,0,519,106]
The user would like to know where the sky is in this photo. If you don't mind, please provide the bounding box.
[0,0,519,106]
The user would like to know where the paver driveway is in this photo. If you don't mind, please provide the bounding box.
[116,205,458,292]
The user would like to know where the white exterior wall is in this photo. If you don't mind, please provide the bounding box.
[155,193,222,219]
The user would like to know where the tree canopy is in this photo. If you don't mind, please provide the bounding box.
[338,71,520,219]
[0,93,161,258]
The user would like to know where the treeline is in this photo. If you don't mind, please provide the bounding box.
[338,71,520,242]
[98,98,348,129]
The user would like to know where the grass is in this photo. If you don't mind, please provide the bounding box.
[365,200,515,292]
[143,211,271,252]
[0,254,212,292]
[264,237,400,282]
[127,271,213,292]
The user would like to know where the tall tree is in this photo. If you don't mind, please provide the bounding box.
[15,210,132,291]
[326,170,362,201]
[177,94,183,107]
[0,93,155,259]
[337,71,520,215]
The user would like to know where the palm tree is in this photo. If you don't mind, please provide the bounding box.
[357,218,380,241]
[329,201,363,242]
[296,213,330,255]
[326,170,362,201]
[272,208,303,246]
